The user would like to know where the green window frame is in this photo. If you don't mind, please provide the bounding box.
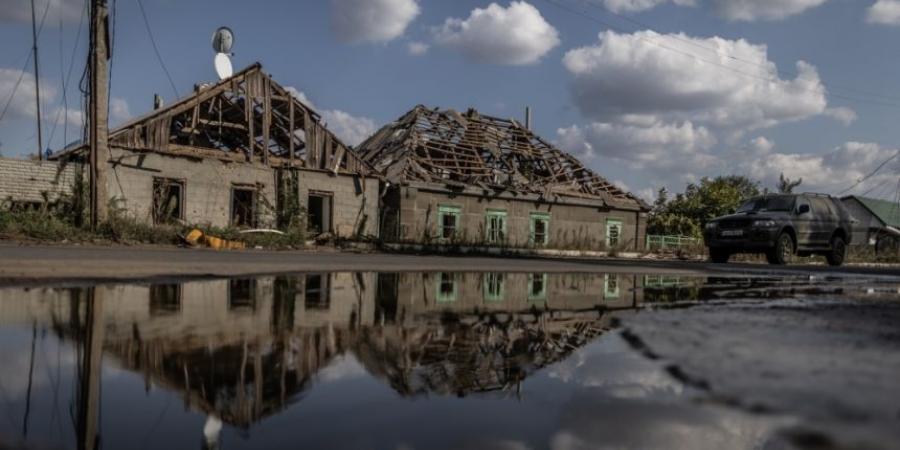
[606,218,623,248]
[483,273,506,302]
[438,205,462,241]
[435,272,458,303]
[530,212,551,246]
[485,210,508,244]
[604,274,620,299]
[527,273,548,301]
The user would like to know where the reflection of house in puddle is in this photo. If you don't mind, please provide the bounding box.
[0,272,643,429]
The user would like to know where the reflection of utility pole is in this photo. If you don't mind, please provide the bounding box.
[76,287,105,450]
[88,0,110,229]
[22,321,37,437]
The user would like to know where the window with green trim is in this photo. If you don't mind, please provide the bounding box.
[483,273,505,302]
[485,210,507,244]
[604,274,620,299]
[606,218,623,248]
[438,205,461,240]
[436,273,458,303]
[528,273,548,301]
[530,212,550,246]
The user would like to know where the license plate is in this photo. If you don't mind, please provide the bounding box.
[721,230,744,237]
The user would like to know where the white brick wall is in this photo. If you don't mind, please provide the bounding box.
[0,157,81,204]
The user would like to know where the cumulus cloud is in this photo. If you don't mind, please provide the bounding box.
[434,1,560,65]
[407,41,430,56]
[557,117,717,173]
[563,31,829,136]
[710,0,829,21]
[0,0,83,24]
[743,141,900,195]
[601,0,696,13]
[285,87,377,147]
[331,0,420,43]
[823,107,857,125]
[866,0,900,25]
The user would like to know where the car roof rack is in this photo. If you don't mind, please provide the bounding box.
[800,192,833,198]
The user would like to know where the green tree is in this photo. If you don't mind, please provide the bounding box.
[648,175,760,237]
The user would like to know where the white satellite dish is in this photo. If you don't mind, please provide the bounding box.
[211,27,234,54]
[214,52,233,80]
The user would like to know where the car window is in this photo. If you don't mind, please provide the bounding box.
[809,197,835,217]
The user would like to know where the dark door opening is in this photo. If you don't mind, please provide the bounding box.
[231,187,257,228]
[308,192,333,235]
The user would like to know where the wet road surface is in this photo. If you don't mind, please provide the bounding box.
[0,271,898,449]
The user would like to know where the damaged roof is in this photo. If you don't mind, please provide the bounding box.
[56,63,372,176]
[357,105,647,210]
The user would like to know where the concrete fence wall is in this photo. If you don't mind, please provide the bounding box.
[0,157,81,205]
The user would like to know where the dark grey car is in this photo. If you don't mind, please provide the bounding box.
[703,193,853,266]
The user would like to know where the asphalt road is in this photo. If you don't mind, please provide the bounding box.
[0,242,898,286]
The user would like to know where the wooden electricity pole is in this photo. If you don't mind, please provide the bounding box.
[89,0,110,230]
[30,0,43,160]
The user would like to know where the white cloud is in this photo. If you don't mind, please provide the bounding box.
[407,41,430,56]
[557,118,718,172]
[710,0,829,21]
[0,0,83,24]
[563,31,829,136]
[331,0,420,43]
[285,87,377,147]
[743,141,900,195]
[601,0,696,13]
[823,107,857,125]
[866,0,900,25]
[434,1,560,65]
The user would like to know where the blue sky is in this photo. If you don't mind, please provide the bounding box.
[2,0,900,201]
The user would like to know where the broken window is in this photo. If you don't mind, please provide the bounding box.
[304,274,330,310]
[307,192,333,235]
[606,219,623,248]
[436,272,458,303]
[528,273,548,301]
[149,284,181,316]
[231,187,257,228]
[483,273,505,302]
[485,210,507,244]
[152,178,184,225]
[530,212,550,246]
[229,279,257,311]
[438,205,461,240]
[276,170,301,229]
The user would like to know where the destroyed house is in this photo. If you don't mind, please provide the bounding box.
[54,64,378,237]
[357,106,650,251]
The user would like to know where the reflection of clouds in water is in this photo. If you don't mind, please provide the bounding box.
[547,333,683,399]
[0,330,75,399]
[548,391,790,450]
[317,354,368,382]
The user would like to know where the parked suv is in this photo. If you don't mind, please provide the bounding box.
[703,193,853,266]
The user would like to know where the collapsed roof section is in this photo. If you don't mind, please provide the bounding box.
[61,63,371,176]
[357,105,647,210]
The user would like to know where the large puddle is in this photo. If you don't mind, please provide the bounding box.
[0,272,896,449]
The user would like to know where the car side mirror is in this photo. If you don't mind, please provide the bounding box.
[797,204,810,215]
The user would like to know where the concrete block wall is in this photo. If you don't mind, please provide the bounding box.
[394,187,645,251]
[106,147,378,236]
[297,170,379,238]
[0,157,81,204]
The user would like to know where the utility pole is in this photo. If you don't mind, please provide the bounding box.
[89,0,110,229]
[30,0,43,160]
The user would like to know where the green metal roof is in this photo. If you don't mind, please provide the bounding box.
[847,196,900,228]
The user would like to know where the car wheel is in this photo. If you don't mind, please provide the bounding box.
[709,248,730,263]
[826,236,847,267]
[767,233,794,265]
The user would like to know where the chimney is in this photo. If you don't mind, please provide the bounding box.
[525,106,532,130]
[153,94,163,110]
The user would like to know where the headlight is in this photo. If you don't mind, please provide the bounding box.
[705,222,717,230]
[753,220,777,228]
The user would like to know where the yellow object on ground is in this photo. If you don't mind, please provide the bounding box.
[183,228,246,250]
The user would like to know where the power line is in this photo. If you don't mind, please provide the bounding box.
[838,150,900,195]
[566,0,900,104]
[135,0,179,98]
[541,0,900,110]
[47,0,89,150]
[0,0,52,125]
